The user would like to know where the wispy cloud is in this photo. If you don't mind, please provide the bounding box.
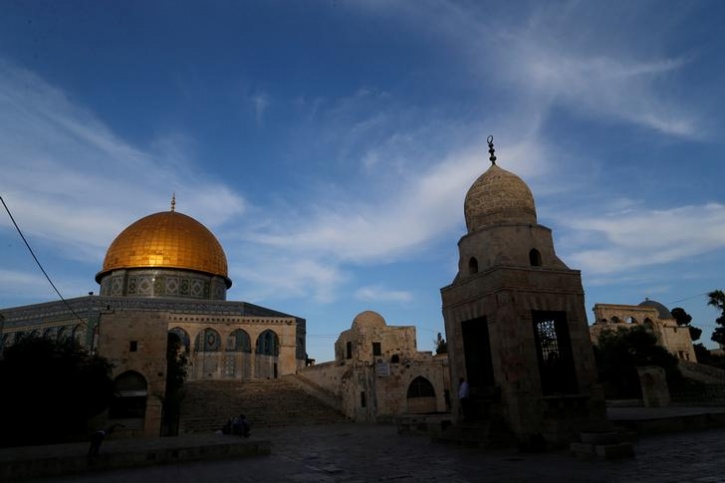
[355,284,413,303]
[562,202,725,275]
[251,93,270,125]
[0,60,245,263]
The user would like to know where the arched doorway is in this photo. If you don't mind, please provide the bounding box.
[109,371,148,429]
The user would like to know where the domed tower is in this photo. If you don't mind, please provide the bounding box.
[441,137,604,444]
[96,197,231,300]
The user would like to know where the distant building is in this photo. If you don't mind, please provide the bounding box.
[299,310,450,422]
[0,202,306,437]
[590,299,697,362]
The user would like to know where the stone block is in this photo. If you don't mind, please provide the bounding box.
[594,442,635,459]
[569,442,594,457]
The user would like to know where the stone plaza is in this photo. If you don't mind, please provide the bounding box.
[4,408,725,482]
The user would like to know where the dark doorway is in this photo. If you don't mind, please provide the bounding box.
[532,311,578,395]
[461,317,495,389]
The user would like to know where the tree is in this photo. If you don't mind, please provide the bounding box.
[671,307,702,342]
[434,332,447,355]
[593,326,680,399]
[161,332,188,436]
[0,336,113,447]
[708,290,725,346]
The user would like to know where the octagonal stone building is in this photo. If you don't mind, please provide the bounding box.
[441,139,605,445]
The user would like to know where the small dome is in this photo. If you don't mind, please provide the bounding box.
[352,310,387,330]
[639,299,673,320]
[96,210,231,287]
[464,164,537,233]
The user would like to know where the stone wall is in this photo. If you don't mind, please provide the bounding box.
[591,304,697,362]
[97,311,169,438]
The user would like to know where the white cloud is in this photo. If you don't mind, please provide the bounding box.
[562,202,725,275]
[355,284,413,303]
[251,93,269,125]
[0,60,245,264]
[229,254,347,304]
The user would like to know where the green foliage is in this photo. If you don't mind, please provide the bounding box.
[593,326,681,399]
[707,290,725,345]
[0,336,113,447]
[671,307,702,341]
[671,307,692,326]
[161,333,188,436]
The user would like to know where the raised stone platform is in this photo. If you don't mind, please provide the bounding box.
[0,433,270,481]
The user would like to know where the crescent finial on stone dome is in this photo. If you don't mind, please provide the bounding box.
[487,135,497,166]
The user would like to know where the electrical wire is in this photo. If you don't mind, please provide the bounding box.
[0,195,86,326]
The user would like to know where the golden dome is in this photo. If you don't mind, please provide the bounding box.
[352,310,387,330]
[464,164,537,233]
[96,210,231,287]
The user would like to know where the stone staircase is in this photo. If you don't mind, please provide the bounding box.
[179,376,348,434]
[679,360,725,384]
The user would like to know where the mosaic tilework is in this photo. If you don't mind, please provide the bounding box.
[99,269,227,301]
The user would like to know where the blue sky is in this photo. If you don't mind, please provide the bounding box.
[1,1,724,362]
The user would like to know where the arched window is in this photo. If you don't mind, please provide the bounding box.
[227,329,252,353]
[195,328,221,352]
[529,249,542,267]
[407,376,436,398]
[391,354,400,364]
[109,371,148,425]
[256,330,279,356]
[468,257,479,275]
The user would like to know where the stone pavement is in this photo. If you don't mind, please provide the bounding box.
[23,419,725,483]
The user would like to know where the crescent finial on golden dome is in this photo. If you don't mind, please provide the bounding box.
[171,192,176,212]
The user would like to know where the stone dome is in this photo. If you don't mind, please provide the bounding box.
[464,164,537,233]
[352,310,387,330]
[96,210,231,287]
[639,299,673,320]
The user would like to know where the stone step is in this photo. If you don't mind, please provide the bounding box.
[179,377,347,434]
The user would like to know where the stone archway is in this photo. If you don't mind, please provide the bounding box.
[109,371,148,429]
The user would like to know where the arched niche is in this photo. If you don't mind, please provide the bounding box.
[227,329,252,353]
[406,376,437,414]
[194,328,221,352]
[529,248,542,267]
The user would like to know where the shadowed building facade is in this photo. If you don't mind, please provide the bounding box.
[441,138,605,444]
[0,203,306,437]
[299,310,451,422]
